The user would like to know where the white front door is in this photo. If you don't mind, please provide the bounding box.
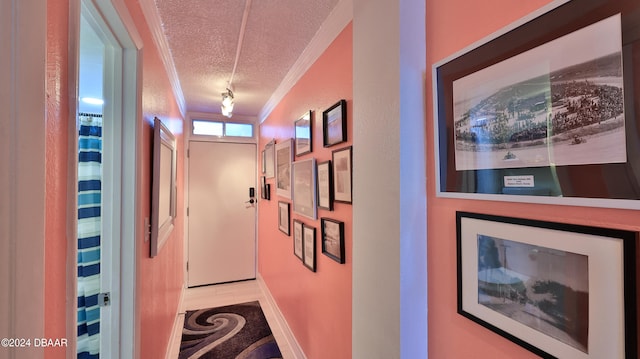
[188,141,257,287]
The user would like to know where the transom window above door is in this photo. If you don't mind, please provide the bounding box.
[192,119,254,138]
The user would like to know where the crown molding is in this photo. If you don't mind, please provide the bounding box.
[139,0,187,117]
[111,0,144,49]
[258,0,353,123]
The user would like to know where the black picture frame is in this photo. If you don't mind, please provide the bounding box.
[456,211,637,359]
[321,218,344,264]
[332,146,352,204]
[260,176,270,200]
[434,0,640,209]
[295,110,313,156]
[293,219,304,261]
[278,201,290,236]
[317,160,333,210]
[323,99,347,147]
[302,224,316,272]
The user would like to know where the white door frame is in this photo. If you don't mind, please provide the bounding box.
[70,0,142,357]
[183,112,258,290]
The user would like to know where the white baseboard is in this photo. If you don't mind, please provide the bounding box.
[166,285,187,359]
[257,273,307,359]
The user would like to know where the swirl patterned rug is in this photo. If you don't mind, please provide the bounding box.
[179,301,283,359]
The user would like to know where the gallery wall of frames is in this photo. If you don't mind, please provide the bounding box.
[261,99,351,272]
[256,22,353,359]
[428,0,640,358]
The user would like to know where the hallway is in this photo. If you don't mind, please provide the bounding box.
[167,280,299,358]
[4,0,428,357]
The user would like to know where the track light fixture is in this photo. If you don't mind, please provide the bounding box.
[221,88,234,118]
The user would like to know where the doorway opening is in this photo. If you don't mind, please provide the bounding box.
[77,12,106,358]
[73,0,140,357]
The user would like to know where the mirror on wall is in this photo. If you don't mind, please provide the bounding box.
[150,117,177,257]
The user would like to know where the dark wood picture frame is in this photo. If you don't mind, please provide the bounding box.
[433,0,640,209]
[323,99,347,147]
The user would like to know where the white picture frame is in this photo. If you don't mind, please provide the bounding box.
[275,139,293,198]
[292,158,317,220]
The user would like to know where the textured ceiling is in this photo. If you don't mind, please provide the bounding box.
[154,0,340,117]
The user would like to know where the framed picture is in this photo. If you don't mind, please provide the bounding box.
[433,0,640,209]
[316,160,333,210]
[295,111,313,156]
[321,218,344,264]
[332,146,352,203]
[302,224,316,272]
[275,139,293,198]
[293,219,304,261]
[456,211,636,359]
[292,158,317,219]
[150,117,177,257]
[264,140,275,179]
[260,176,270,200]
[277,201,290,236]
[323,99,347,147]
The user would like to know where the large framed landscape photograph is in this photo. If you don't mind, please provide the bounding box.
[433,0,640,208]
[456,211,636,359]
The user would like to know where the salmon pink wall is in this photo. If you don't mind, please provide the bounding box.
[259,23,353,359]
[45,0,70,357]
[44,1,185,357]
[426,1,640,358]
[123,1,185,358]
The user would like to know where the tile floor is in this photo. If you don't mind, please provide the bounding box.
[167,279,297,359]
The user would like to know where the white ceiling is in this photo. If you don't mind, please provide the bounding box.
[153,0,341,118]
[79,0,345,119]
